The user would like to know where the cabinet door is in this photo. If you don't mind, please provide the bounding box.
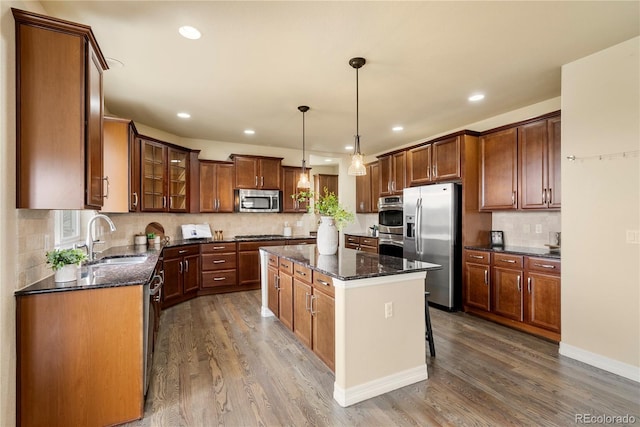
[267,266,279,317]
[141,140,167,211]
[199,162,216,213]
[238,250,260,287]
[130,137,141,211]
[279,273,294,331]
[464,263,490,311]
[391,152,406,195]
[432,136,460,181]
[182,254,200,294]
[547,116,561,209]
[234,157,259,189]
[102,118,131,213]
[480,128,518,210]
[518,120,548,209]
[293,279,312,348]
[379,155,392,196]
[370,162,380,211]
[259,158,282,189]
[282,167,310,212]
[316,174,339,197]
[312,289,335,371]
[85,45,105,209]
[168,148,189,212]
[525,272,561,333]
[492,267,523,321]
[407,144,432,186]
[216,163,235,213]
[162,257,183,305]
[355,172,370,213]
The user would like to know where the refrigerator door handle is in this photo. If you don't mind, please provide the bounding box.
[416,197,422,255]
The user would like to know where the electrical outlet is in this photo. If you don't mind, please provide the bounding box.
[535,224,542,234]
[626,230,640,244]
[385,302,393,318]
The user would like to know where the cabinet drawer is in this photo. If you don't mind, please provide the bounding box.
[313,271,334,297]
[360,245,378,254]
[293,263,312,283]
[345,235,360,245]
[465,250,490,265]
[361,237,378,248]
[164,245,200,259]
[201,253,237,271]
[492,253,523,268]
[267,254,278,268]
[278,259,293,275]
[201,270,237,288]
[288,238,316,245]
[201,242,236,253]
[345,242,359,250]
[525,257,561,274]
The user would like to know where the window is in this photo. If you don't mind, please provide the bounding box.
[54,210,81,247]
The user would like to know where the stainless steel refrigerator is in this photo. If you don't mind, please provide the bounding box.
[403,183,462,310]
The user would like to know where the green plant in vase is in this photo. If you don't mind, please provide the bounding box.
[292,187,354,231]
[45,248,88,271]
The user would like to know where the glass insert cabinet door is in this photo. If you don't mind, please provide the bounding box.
[142,140,166,211]
[168,148,188,211]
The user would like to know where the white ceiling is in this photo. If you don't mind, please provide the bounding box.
[41,1,639,161]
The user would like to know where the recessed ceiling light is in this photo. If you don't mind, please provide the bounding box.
[178,25,201,40]
[244,129,255,135]
[392,126,404,132]
[177,112,191,119]
[345,145,354,150]
[468,93,485,102]
[324,159,333,162]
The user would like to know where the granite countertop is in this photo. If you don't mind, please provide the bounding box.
[343,232,379,239]
[168,234,315,245]
[16,245,163,296]
[465,245,561,259]
[261,244,441,281]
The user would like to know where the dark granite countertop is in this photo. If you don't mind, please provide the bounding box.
[168,234,316,245]
[16,245,163,296]
[464,245,561,259]
[261,244,441,281]
[343,232,379,239]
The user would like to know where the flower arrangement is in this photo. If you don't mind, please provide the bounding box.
[292,187,354,231]
[45,248,87,271]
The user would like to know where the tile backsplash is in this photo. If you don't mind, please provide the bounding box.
[491,211,561,248]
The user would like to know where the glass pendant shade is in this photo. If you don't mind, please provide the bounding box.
[297,166,311,189]
[348,57,367,176]
[348,152,366,176]
[297,105,311,189]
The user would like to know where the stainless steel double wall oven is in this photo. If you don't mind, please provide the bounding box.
[377,195,403,257]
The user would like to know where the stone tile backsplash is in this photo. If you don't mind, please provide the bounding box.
[491,211,561,248]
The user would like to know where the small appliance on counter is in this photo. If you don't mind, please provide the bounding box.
[181,223,213,239]
[283,222,292,237]
[546,231,561,253]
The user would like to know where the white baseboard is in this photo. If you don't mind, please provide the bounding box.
[559,342,640,383]
[260,306,274,318]
[333,364,428,407]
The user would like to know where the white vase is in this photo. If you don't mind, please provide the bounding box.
[316,216,339,255]
[54,264,77,282]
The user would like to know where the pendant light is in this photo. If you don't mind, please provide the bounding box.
[296,105,311,189]
[348,57,367,176]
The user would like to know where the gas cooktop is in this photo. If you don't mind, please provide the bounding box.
[235,234,286,238]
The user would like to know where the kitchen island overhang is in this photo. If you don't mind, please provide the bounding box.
[259,244,441,407]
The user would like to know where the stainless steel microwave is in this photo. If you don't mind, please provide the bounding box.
[234,189,281,213]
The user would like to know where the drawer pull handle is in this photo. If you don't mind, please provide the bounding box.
[213,277,226,281]
[316,279,330,286]
[179,249,188,254]
[469,255,484,259]
[280,263,289,268]
[499,259,516,264]
[295,270,307,276]
[213,260,225,264]
[212,246,225,249]
[534,263,556,269]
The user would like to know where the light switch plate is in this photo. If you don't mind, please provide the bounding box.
[626,230,640,244]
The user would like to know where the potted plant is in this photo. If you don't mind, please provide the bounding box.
[46,248,87,282]
[292,187,354,255]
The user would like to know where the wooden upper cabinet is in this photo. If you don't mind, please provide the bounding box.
[407,144,431,186]
[140,138,167,212]
[479,128,518,211]
[167,147,189,212]
[315,174,339,198]
[432,136,461,181]
[370,162,380,210]
[230,154,283,189]
[13,8,108,209]
[282,166,311,213]
[101,117,136,213]
[199,161,234,213]
[379,151,406,196]
[356,162,380,213]
[547,116,562,209]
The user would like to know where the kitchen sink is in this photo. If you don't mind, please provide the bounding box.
[94,255,148,265]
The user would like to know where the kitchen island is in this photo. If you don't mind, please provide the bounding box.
[259,244,441,407]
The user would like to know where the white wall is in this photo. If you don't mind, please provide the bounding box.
[560,37,639,380]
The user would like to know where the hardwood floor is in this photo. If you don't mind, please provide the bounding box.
[126,290,639,426]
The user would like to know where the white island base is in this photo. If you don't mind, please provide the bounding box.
[260,249,429,407]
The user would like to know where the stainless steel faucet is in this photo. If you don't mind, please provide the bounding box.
[85,214,117,261]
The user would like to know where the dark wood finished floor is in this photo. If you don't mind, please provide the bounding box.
[126,290,639,426]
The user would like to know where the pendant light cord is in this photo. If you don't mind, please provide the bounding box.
[302,110,306,173]
[355,65,360,153]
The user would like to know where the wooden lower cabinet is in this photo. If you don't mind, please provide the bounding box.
[463,249,561,341]
[200,242,237,293]
[344,234,379,253]
[293,278,313,348]
[17,286,144,427]
[162,245,200,308]
[311,284,335,371]
[238,240,286,288]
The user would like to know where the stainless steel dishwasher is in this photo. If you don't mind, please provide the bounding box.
[144,260,164,396]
